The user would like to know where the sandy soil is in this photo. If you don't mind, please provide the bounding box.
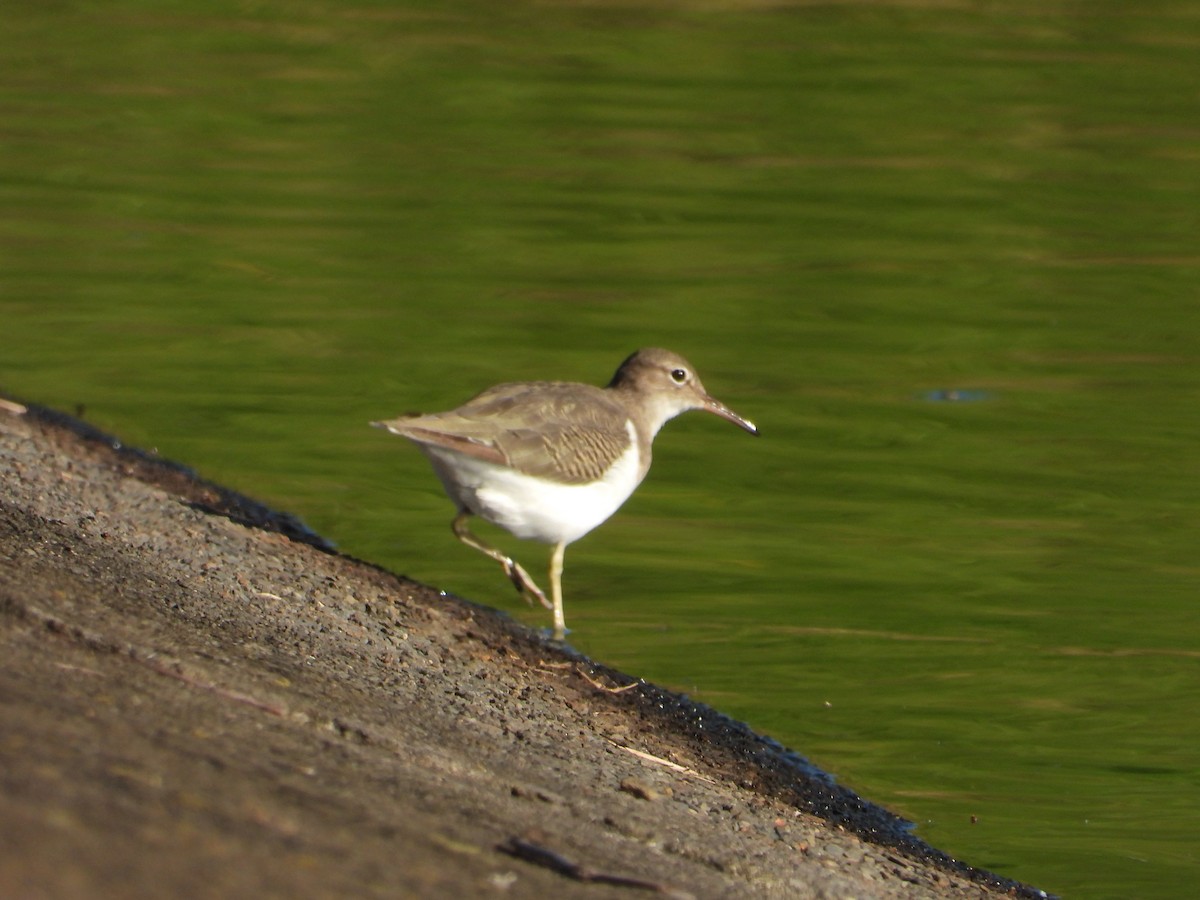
[0,399,1048,899]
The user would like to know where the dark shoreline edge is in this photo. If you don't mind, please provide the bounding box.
[2,394,1051,899]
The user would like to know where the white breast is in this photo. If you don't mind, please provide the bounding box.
[420,420,643,545]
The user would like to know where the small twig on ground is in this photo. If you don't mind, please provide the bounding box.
[138,656,287,717]
[610,742,716,784]
[497,834,693,898]
[575,664,638,693]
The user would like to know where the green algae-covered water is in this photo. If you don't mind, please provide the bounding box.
[4,2,1198,895]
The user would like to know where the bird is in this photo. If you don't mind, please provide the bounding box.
[371,348,757,640]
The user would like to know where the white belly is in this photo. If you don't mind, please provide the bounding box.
[419,427,643,545]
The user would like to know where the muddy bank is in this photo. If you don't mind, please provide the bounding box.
[0,399,1046,899]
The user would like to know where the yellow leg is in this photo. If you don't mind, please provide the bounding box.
[549,540,567,640]
[451,511,552,611]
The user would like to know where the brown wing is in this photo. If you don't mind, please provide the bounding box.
[380,382,633,485]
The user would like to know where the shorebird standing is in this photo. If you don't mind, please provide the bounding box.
[372,348,757,640]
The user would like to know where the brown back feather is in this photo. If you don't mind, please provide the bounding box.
[391,382,633,485]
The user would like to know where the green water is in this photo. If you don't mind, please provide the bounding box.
[4,2,1199,896]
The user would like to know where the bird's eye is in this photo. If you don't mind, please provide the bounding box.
[670,368,688,384]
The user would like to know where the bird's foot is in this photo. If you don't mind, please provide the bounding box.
[502,558,553,611]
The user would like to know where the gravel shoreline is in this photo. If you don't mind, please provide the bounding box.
[0,399,1048,899]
